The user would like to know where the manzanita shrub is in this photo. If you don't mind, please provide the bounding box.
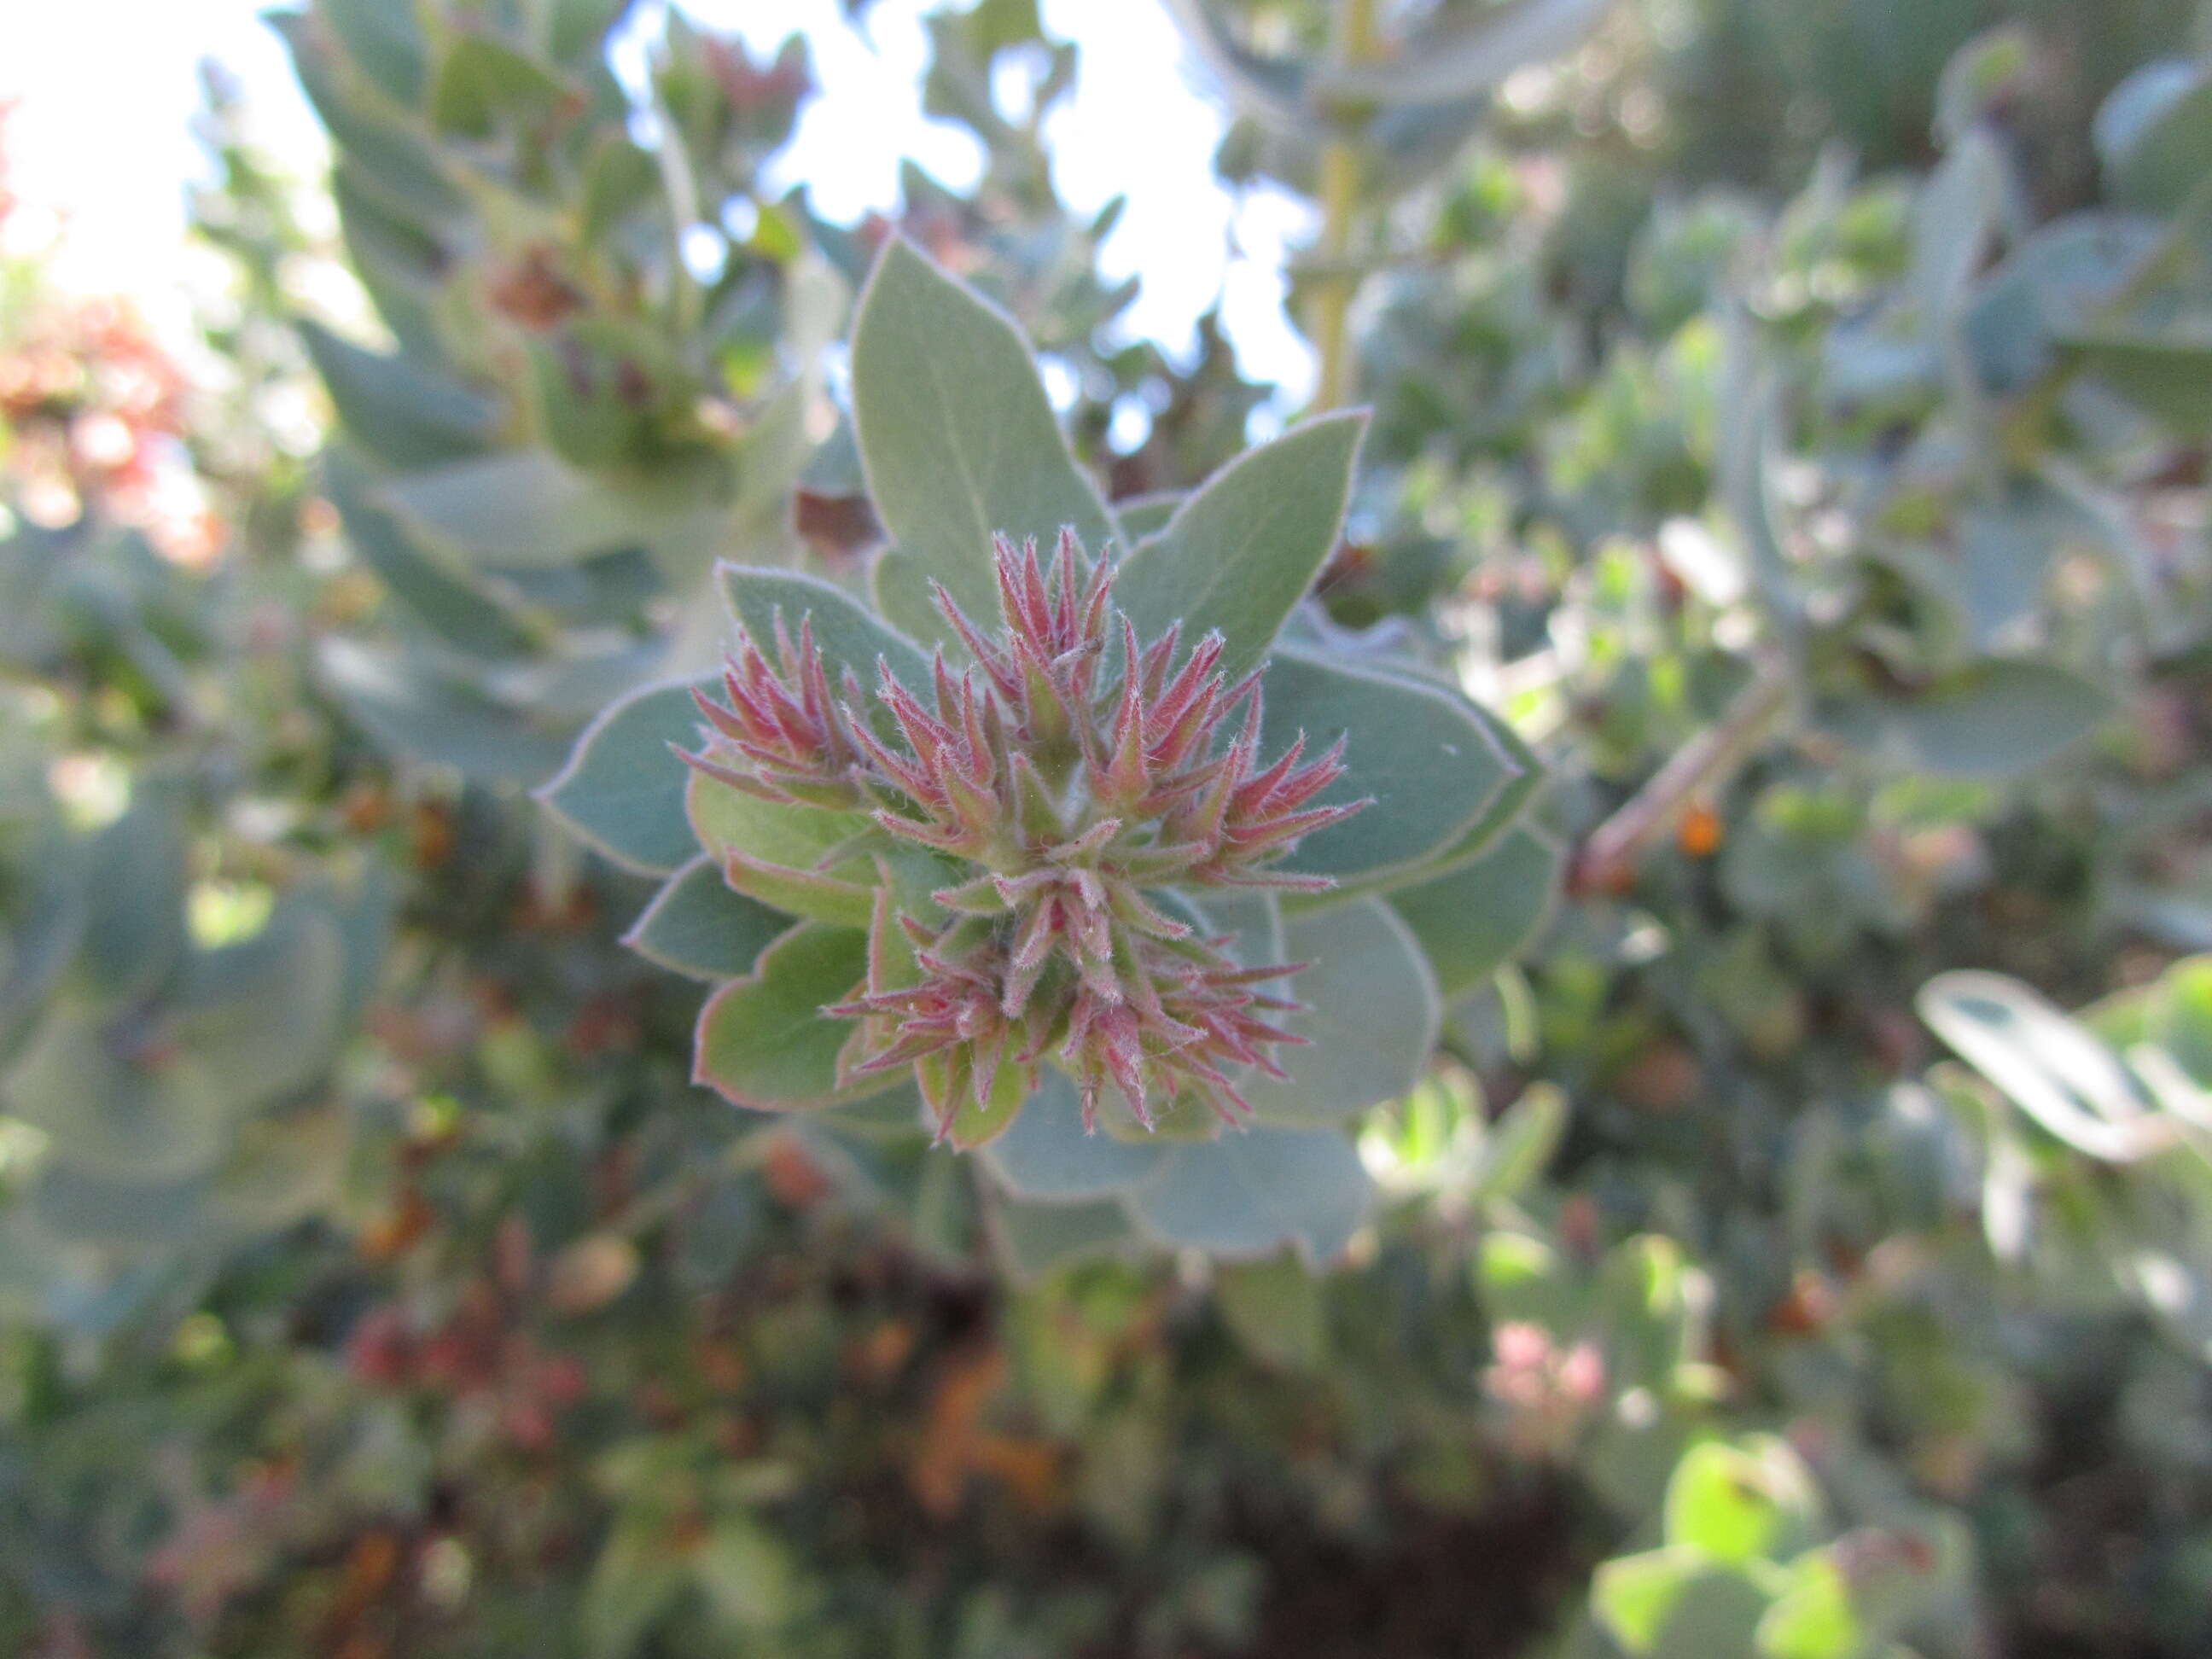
[541,239,1541,1266]
[9,2,2212,1657]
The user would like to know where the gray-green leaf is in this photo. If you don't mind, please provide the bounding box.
[851,240,1119,646]
[1115,412,1365,683]
[691,923,869,1109]
[535,678,711,874]
[1389,825,1563,998]
[1265,649,1520,885]
[716,564,930,689]
[1128,1126,1373,1264]
[624,858,795,981]
[1241,899,1439,1129]
[981,1072,1167,1200]
[1817,661,2114,777]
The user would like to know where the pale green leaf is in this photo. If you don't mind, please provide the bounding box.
[1817,661,2113,777]
[1127,1126,1372,1264]
[1241,899,1439,1128]
[716,564,931,690]
[624,857,795,981]
[851,239,1119,646]
[1389,824,1562,998]
[1265,648,1518,886]
[691,923,869,1109]
[535,678,710,874]
[1113,491,1184,538]
[1663,1438,1822,1563]
[981,1071,1166,1200]
[686,772,878,926]
[1115,412,1365,682]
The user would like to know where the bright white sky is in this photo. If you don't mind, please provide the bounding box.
[1,0,1318,399]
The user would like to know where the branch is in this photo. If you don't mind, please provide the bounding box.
[1569,658,1792,895]
[1311,0,1386,413]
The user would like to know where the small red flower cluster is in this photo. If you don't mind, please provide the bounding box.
[683,531,1366,1136]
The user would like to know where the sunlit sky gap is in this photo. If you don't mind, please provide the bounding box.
[1,0,1319,402]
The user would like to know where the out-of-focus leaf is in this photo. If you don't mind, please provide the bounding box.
[1468,1083,1569,1208]
[299,320,496,469]
[1314,0,1611,106]
[1663,1438,1822,1563]
[429,31,579,138]
[73,788,188,1004]
[991,1194,1143,1279]
[317,0,428,107]
[1756,1549,1860,1659]
[693,1516,800,1633]
[1214,1249,1327,1371]
[322,639,576,784]
[324,451,534,657]
[1594,1548,1772,1659]
[547,1233,642,1314]
[1113,492,1183,538]
[1817,661,2113,777]
[1127,1126,1372,1264]
[2059,335,2212,437]
[1920,970,2180,1161]
[2096,61,2212,213]
[377,448,728,576]
[172,894,346,1105]
[1963,217,2161,396]
[582,1517,689,1658]
[2,1000,233,1185]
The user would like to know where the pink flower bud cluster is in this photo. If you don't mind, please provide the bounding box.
[1483,1321,1608,1459]
[681,530,1368,1137]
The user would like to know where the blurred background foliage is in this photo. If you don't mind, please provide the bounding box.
[3,0,2212,1655]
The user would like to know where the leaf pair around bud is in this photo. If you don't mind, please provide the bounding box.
[677,529,1369,1138]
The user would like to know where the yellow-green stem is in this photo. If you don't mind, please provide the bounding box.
[1311,0,1383,411]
